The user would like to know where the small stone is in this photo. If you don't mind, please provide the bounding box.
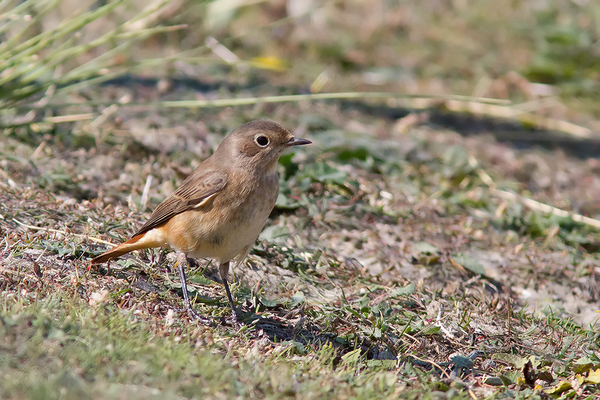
[483,376,504,386]
[430,391,447,400]
[481,359,496,370]
[89,290,109,306]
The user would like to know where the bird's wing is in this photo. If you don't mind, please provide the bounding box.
[133,169,228,237]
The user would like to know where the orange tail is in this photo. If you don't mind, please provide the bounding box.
[90,234,152,265]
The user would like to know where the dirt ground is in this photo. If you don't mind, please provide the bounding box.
[3,80,600,328]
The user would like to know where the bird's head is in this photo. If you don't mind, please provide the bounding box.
[216,120,311,173]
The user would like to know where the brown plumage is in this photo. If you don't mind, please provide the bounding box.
[89,120,311,322]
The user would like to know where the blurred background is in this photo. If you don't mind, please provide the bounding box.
[4,0,600,118]
[3,0,600,191]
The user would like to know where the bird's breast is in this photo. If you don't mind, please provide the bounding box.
[161,170,279,262]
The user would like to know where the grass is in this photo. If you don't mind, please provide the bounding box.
[3,0,600,399]
[2,265,595,399]
[0,292,414,399]
[0,0,191,122]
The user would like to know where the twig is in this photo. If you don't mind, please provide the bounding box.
[160,92,510,108]
[491,189,600,229]
[406,355,452,379]
[436,306,456,340]
[10,92,510,110]
[12,218,116,246]
[468,155,600,230]
[88,104,119,131]
[445,100,592,139]
[45,114,95,123]
[205,36,244,68]
[140,175,153,211]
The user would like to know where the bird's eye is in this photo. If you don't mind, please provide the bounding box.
[255,135,269,147]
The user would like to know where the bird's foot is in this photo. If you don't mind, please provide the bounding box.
[174,306,213,325]
[221,308,245,328]
[223,317,243,330]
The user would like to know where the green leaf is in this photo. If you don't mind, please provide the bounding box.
[282,341,307,355]
[259,224,290,241]
[493,353,527,367]
[337,147,369,162]
[451,254,486,276]
[291,291,305,307]
[300,162,348,185]
[544,380,572,395]
[341,349,362,366]
[114,259,139,269]
[366,360,396,370]
[412,242,441,265]
[187,275,215,286]
[259,297,278,308]
[573,357,597,374]
[442,146,473,178]
[389,283,415,297]
[419,325,440,335]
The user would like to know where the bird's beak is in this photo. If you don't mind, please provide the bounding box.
[287,137,312,146]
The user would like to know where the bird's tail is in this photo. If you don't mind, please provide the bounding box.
[89,234,151,265]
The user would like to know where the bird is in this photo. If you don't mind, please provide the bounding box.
[89,120,311,322]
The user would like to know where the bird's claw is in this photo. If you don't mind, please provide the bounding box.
[174,307,213,325]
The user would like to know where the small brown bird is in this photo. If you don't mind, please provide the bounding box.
[89,120,311,321]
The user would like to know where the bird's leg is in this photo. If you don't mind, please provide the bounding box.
[176,252,210,324]
[219,261,238,318]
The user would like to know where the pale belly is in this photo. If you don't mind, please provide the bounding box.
[185,201,273,262]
